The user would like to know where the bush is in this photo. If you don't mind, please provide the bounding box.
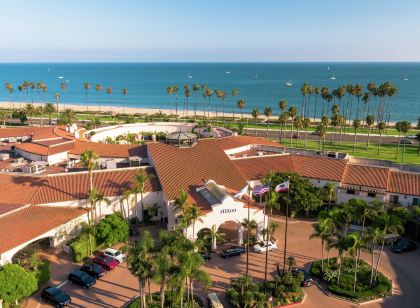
[32,260,50,286]
[96,213,129,246]
[0,264,38,305]
[70,234,98,263]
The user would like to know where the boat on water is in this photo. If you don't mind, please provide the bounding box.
[225,71,230,74]
[187,73,193,79]
[285,79,293,86]
[253,73,260,79]
[330,74,336,80]
[403,73,408,81]
[58,76,64,79]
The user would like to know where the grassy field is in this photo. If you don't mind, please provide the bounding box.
[279,138,420,165]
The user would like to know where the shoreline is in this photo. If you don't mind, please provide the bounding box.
[0,101,411,126]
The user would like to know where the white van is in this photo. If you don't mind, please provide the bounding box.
[207,292,224,308]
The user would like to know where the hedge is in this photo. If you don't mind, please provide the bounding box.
[70,234,98,263]
[32,260,50,286]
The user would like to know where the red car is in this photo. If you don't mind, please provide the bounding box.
[92,254,119,271]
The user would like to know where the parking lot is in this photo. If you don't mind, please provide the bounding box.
[26,217,420,308]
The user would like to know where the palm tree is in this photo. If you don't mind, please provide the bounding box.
[288,106,297,146]
[231,88,239,120]
[300,82,310,118]
[54,92,60,115]
[362,92,371,127]
[204,224,225,251]
[24,103,36,125]
[152,247,172,308]
[60,82,67,109]
[313,87,320,121]
[320,182,336,210]
[35,106,44,126]
[315,123,327,150]
[302,117,311,149]
[352,119,361,152]
[220,90,227,124]
[264,107,272,136]
[184,84,191,117]
[185,203,204,240]
[286,256,296,272]
[84,82,91,111]
[329,233,350,285]
[88,187,111,223]
[121,88,128,114]
[415,133,420,156]
[346,232,362,292]
[5,83,14,109]
[166,86,174,116]
[133,169,154,223]
[173,190,189,217]
[29,82,35,103]
[278,111,289,143]
[17,85,24,108]
[44,103,56,125]
[366,114,375,149]
[241,218,257,277]
[320,87,329,117]
[251,108,260,136]
[173,85,180,118]
[95,84,103,112]
[310,221,331,273]
[0,110,9,127]
[411,205,420,241]
[106,87,112,111]
[293,116,303,147]
[205,88,213,121]
[377,121,386,155]
[237,99,246,123]
[396,120,412,163]
[192,83,199,121]
[60,108,78,125]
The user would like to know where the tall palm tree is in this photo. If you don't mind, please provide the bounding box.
[362,92,371,128]
[173,85,180,118]
[302,117,311,149]
[288,106,297,146]
[346,232,362,292]
[329,233,350,285]
[29,82,35,103]
[264,107,272,137]
[278,111,289,143]
[231,88,239,120]
[251,108,260,136]
[35,106,44,126]
[184,84,191,117]
[88,187,111,223]
[354,84,363,120]
[204,224,225,251]
[366,114,375,149]
[320,87,329,117]
[205,88,213,121]
[17,85,24,108]
[395,120,412,162]
[220,90,227,124]
[133,169,154,222]
[106,87,112,111]
[313,87,320,121]
[0,110,9,127]
[237,99,246,123]
[121,88,128,114]
[320,182,336,210]
[294,116,303,147]
[352,119,361,152]
[377,121,386,155]
[5,83,14,109]
[84,82,91,111]
[95,84,103,112]
[185,203,204,240]
[24,103,36,125]
[44,103,56,125]
[300,82,310,118]
[192,83,199,121]
[166,86,174,116]
[241,218,257,277]
[54,92,60,115]
[152,247,172,308]
[173,190,189,217]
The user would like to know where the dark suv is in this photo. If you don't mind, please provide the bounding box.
[220,246,246,258]
[41,286,71,307]
[68,270,96,289]
[391,240,417,253]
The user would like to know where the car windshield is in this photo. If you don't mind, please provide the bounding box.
[47,288,61,295]
[114,251,121,256]
[104,257,114,262]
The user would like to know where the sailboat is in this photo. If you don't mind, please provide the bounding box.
[285,79,293,86]
[225,71,231,74]
[58,76,64,79]
[187,73,193,79]
[330,74,336,80]
[253,73,260,79]
[403,73,408,81]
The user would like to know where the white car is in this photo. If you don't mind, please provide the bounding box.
[253,241,277,253]
[103,248,127,263]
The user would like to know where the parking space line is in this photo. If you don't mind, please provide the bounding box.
[57,280,69,288]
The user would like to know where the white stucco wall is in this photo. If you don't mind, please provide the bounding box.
[336,188,386,204]
[385,193,420,207]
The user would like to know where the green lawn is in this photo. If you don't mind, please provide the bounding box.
[279,138,420,165]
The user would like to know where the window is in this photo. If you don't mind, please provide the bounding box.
[368,192,377,198]
[389,195,399,204]
[347,189,356,195]
[413,198,420,206]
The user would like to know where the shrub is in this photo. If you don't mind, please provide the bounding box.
[0,264,38,305]
[70,234,98,263]
[32,260,50,286]
[96,213,129,246]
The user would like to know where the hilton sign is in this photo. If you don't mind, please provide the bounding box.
[220,209,237,214]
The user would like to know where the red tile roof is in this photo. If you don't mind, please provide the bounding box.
[0,206,87,254]
[388,171,420,196]
[70,141,147,158]
[0,174,45,214]
[148,140,247,201]
[291,155,348,182]
[0,126,72,141]
[15,140,75,156]
[342,164,390,189]
[233,155,294,180]
[215,135,281,151]
[31,167,160,204]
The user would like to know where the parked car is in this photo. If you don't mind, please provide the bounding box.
[253,241,277,253]
[292,268,314,287]
[92,254,119,270]
[207,292,224,308]
[80,263,106,278]
[399,139,414,144]
[391,240,417,253]
[199,252,212,262]
[68,270,96,289]
[292,134,302,139]
[407,134,417,139]
[41,286,71,307]
[220,246,246,258]
[103,248,127,263]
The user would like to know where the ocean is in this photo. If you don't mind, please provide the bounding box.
[0,62,419,122]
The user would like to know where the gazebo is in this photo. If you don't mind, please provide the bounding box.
[165,131,198,148]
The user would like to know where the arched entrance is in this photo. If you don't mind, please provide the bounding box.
[11,237,52,264]
[218,220,243,246]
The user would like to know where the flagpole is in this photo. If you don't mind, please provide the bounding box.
[283,176,290,272]
[246,183,251,279]
[264,179,271,286]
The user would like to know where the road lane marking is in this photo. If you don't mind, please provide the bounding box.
[57,280,69,288]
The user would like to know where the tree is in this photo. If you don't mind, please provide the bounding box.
[320,182,336,210]
[302,117,311,149]
[54,92,60,114]
[416,133,420,156]
[288,106,297,146]
[96,212,129,246]
[352,118,361,152]
[88,187,111,223]
[173,190,189,218]
[264,107,272,137]
[44,102,56,125]
[231,88,239,119]
[366,114,375,149]
[0,264,38,305]
[152,247,173,308]
[313,87,321,121]
[121,88,128,114]
[377,121,386,155]
[84,82,91,111]
[328,233,350,285]
[310,221,331,273]
[237,99,246,123]
[251,108,260,136]
[315,123,327,150]
[192,83,200,121]
[203,224,225,250]
[241,218,257,277]
[24,103,35,125]
[173,85,180,117]
[59,108,78,125]
[411,205,420,241]
[279,111,289,142]
[184,84,191,117]
[133,169,154,223]
[35,106,44,126]
[0,110,9,127]
[395,120,412,162]
[184,203,204,240]
[286,256,296,272]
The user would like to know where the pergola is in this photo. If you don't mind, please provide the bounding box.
[165,131,198,148]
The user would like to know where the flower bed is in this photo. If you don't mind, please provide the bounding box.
[310,258,392,303]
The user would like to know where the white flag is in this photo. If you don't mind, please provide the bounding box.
[275,181,289,192]
[234,185,249,198]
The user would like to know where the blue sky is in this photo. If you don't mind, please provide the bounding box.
[0,0,419,62]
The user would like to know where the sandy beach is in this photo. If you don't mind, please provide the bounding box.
[0,101,407,126]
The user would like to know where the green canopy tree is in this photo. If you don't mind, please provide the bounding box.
[251,108,260,136]
[0,264,37,305]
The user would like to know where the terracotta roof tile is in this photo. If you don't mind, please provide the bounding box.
[70,141,147,158]
[215,135,281,151]
[291,155,347,182]
[148,140,247,201]
[31,167,160,204]
[0,126,71,141]
[15,140,75,156]
[232,155,294,180]
[0,174,44,214]
[342,164,390,189]
[0,206,87,254]
[388,171,420,196]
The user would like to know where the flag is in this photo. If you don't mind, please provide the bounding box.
[253,184,269,195]
[234,185,249,198]
[275,181,289,193]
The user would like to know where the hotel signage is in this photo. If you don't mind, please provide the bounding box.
[220,209,237,214]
